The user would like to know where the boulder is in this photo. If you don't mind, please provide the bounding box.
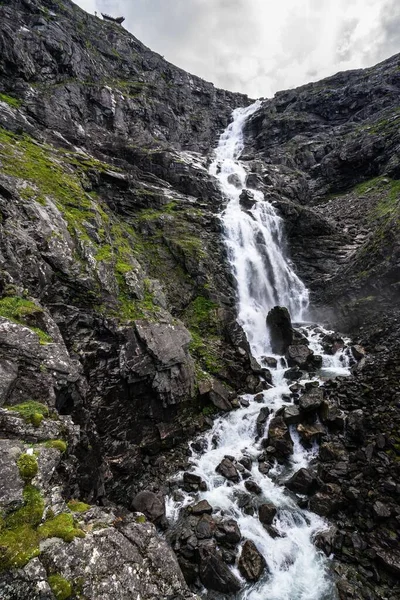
[266,306,293,355]
[351,345,366,360]
[283,366,302,381]
[286,468,318,495]
[131,491,165,523]
[282,405,301,425]
[299,388,323,413]
[263,356,278,368]
[286,345,313,369]
[199,546,241,593]
[199,378,234,412]
[189,500,213,516]
[216,458,239,482]
[238,540,267,581]
[183,472,206,492]
[256,406,270,436]
[239,189,256,210]
[244,480,262,495]
[196,515,216,539]
[265,416,293,458]
[215,519,241,545]
[258,503,277,526]
[297,423,325,447]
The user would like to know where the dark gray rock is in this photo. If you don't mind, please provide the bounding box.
[216,458,239,482]
[286,468,318,495]
[266,306,293,355]
[238,540,267,582]
[199,546,241,593]
[299,388,324,413]
[258,503,277,526]
[131,491,165,523]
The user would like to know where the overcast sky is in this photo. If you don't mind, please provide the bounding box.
[75,0,400,98]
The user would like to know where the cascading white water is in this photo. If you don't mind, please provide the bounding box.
[209,101,309,358]
[167,103,351,600]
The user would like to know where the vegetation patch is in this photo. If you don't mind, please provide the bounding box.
[8,401,49,426]
[45,440,68,453]
[183,296,223,376]
[0,296,52,344]
[17,453,38,481]
[38,513,85,542]
[0,484,85,572]
[0,93,21,108]
[67,499,90,513]
[48,574,72,600]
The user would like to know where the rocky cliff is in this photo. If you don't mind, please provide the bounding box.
[0,0,400,598]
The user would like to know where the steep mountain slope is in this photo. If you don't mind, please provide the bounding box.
[0,0,400,599]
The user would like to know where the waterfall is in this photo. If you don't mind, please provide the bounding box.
[209,101,309,359]
[167,102,351,600]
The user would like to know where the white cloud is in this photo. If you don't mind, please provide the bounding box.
[75,0,400,98]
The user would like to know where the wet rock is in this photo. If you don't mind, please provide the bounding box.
[199,546,241,593]
[258,462,270,475]
[266,306,293,355]
[239,455,253,471]
[282,405,301,425]
[238,540,267,581]
[322,334,345,355]
[283,366,302,381]
[199,378,235,412]
[265,416,294,458]
[131,490,165,523]
[299,387,323,413]
[256,406,270,436]
[263,356,278,368]
[196,514,216,539]
[258,503,277,526]
[183,472,206,492]
[215,519,241,544]
[216,458,239,482]
[286,344,313,369]
[297,423,325,446]
[286,468,318,495]
[190,500,213,516]
[319,401,346,430]
[239,189,256,210]
[245,480,262,495]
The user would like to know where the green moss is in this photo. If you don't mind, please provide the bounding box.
[135,515,146,523]
[45,440,67,453]
[8,401,49,425]
[0,486,43,570]
[17,454,38,481]
[31,413,44,427]
[0,296,52,344]
[38,513,85,542]
[0,93,21,108]
[48,574,72,600]
[67,499,90,513]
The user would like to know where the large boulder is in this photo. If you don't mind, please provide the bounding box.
[266,306,293,355]
[216,457,240,482]
[238,540,267,581]
[299,388,324,413]
[286,344,313,369]
[286,468,318,495]
[199,546,241,593]
[265,416,294,458]
[258,503,277,527]
[131,490,165,523]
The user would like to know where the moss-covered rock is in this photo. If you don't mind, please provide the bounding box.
[17,454,38,481]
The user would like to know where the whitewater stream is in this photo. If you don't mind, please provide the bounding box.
[167,102,351,599]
